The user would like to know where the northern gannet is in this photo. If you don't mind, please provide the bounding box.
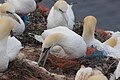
[0,4,22,72]
[0,16,22,72]
[37,26,87,66]
[47,0,75,30]
[75,65,108,80]
[82,16,120,79]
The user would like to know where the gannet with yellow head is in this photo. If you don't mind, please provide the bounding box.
[47,0,75,30]
[38,26,87,66]
[75,65,108,80]
[82,16,120,79]
[0,4,22,72]
[82,16,120,58]
[0,16,14,72]
[76,15,120,79]
[0,2,25,36]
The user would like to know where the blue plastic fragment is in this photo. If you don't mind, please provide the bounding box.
[86,49,106,59]
[20,15,28,27]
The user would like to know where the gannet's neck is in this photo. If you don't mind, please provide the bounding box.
[82,26,95,47]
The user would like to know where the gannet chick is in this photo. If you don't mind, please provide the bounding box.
[38,26,87,66]
[0,2,25,35]
[5,0,36,14]
[50,46,67,58]
[75,65,108,80]
[47,0,75,30]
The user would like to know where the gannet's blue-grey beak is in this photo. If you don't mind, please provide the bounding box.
[38,47,51,66]
[6,11,20,24]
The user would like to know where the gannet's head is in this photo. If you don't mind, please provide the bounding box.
[0,2,15,13]
[0,2,20,24]
[51,46,63,54]
[38,33,64,66]
[54,0,68,24]
[104,36,117,47]
[0,16,14,39]
[87,69,108,80]
[75,65,108,80]
[83,16,97,34]
[54,0,68,12]
[87,75,108,80]
[75,65,93,80]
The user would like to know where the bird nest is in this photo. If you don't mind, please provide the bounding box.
[0,3,119,80]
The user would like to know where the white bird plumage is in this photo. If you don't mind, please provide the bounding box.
[82,16,120,57]
[82,16,102,47]
[42,26,87,58]
[88,30,120,80]
[103,32,120,79]
[82,16,120,79]
[92,32,120,59]
[0,2,25,35]
[81,16,118,54]
[114,61,120,79]
[75,65,108,80]
[5,0,36,14]
[7,36,23,62]
[0,16,22,72]
[75,65,93,80]
[12,12,25,35]
[47,0,75,30]
[38,26,87,66]
[0,3,22,72]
